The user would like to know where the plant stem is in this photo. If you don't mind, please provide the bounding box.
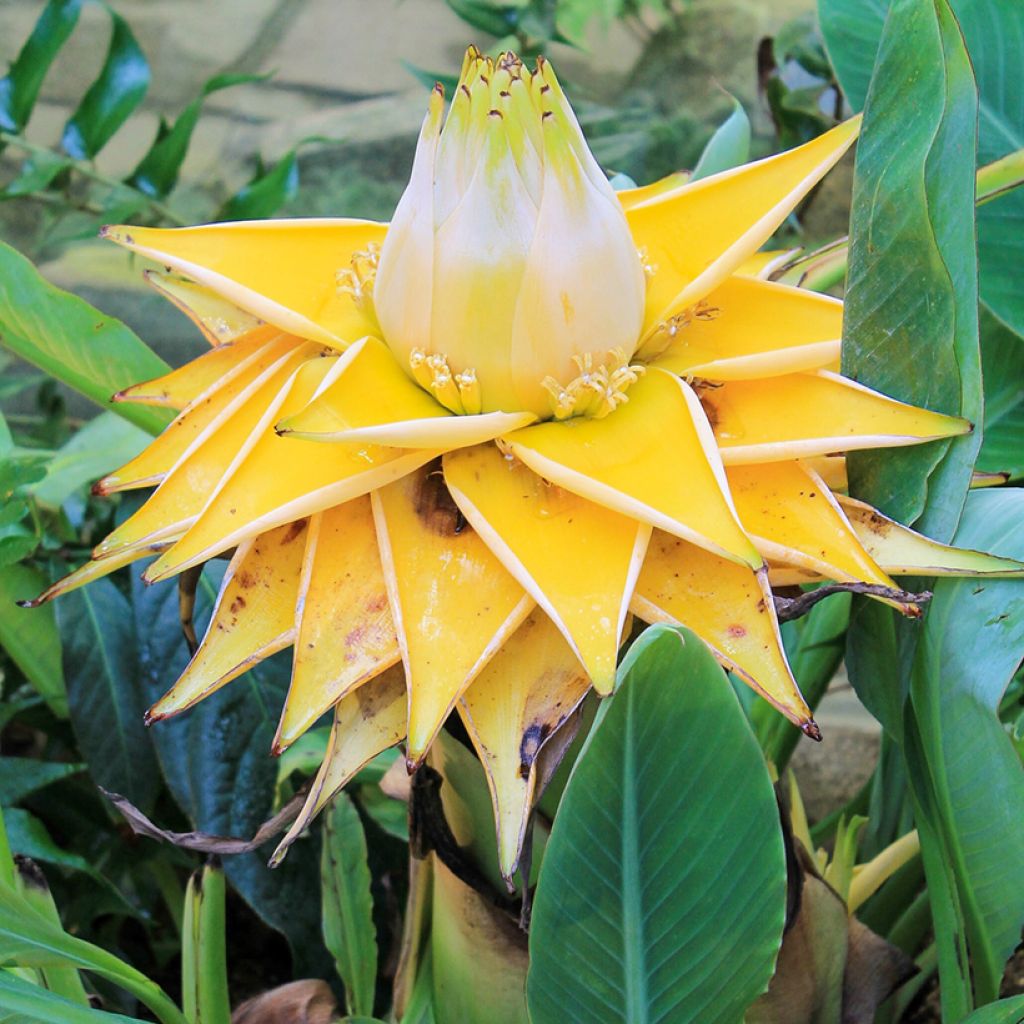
[0,130,188,226]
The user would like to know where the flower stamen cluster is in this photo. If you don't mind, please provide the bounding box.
[542,348,646,420]
[335,242,381,314]
[639,299,721,362]
[409,349,482,415]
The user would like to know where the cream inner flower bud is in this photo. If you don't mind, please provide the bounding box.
[373,48,646,419]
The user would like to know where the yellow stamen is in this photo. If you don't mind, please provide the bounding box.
[542,348,646,421]
[335,242,381,316]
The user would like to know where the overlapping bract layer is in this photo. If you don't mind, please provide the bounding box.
[37,52,1023,881]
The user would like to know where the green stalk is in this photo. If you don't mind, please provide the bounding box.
[181,864,231,1024]
[976,148,1024,205]
[181,872,199,1024]
[196,863,231,1024]
[0,130,188,226]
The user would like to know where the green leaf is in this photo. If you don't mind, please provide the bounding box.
[960,996,1024,1023]
[217,150,301,222]
[56,577,161,813]
[321,793,377,1017]
[0,759,82,805]
[0,970,145,1024]
[31,412,149,508]
[127,74,262,199]
[3,808,97,881]
[977,308,1024,481]
[0,881,185,1024]
[1,149,71,199]
[841,0,980,543]
[527,626,786,1024]
[909,488,1024,1000]
[820,0,1024,336]
[60,8,150,160]
[691,99,751,181]
[444,0,521,37]
[0,563,66,716]
[0,0,84,133]
[3,808,137,916]
[0,242,173,436]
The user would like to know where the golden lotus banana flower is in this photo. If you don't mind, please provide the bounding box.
[31,47,1024,881]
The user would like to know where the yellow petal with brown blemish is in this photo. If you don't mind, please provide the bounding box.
[631,530,812,728]
[372,462,533,764]
[21,540,174,607]
[144,270,265,346]
[275,498,401,751]
[459,610,589,880]
[270,665,407,865]
[148,520,309,721]
[727,461,894,587]
[838,496,1024,577]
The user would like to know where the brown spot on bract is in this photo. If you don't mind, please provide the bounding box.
[280,519,308,546]
[726,624,746,638]
[230,596,247,614]
[414,459,466,537]
[518,722,552,778]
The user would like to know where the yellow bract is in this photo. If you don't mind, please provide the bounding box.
[37,49,1009,876]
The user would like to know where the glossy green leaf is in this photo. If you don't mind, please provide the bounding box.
[0,243,172,435]
[56,576,161,813]
[129,561,329,976]
[0,881,185,1024]
[691,98,751,180]
[909,488,1024,1002]
[216,150,301,222]
[0,563,66,716]
[841,0,980,543]
[820,0,1024,337]
[0,970,145,1024]
[0,0,84,133]
[127,73,262,199]
[0,759,82,805]
[960,996,1024,1024]
[31,412,149,508]
[445,0,520,36]
[321,792,377,1018]
[977,308,1024,481]
[527,626,786,1024]
[3,808,97,879]
[60,8,150,159]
